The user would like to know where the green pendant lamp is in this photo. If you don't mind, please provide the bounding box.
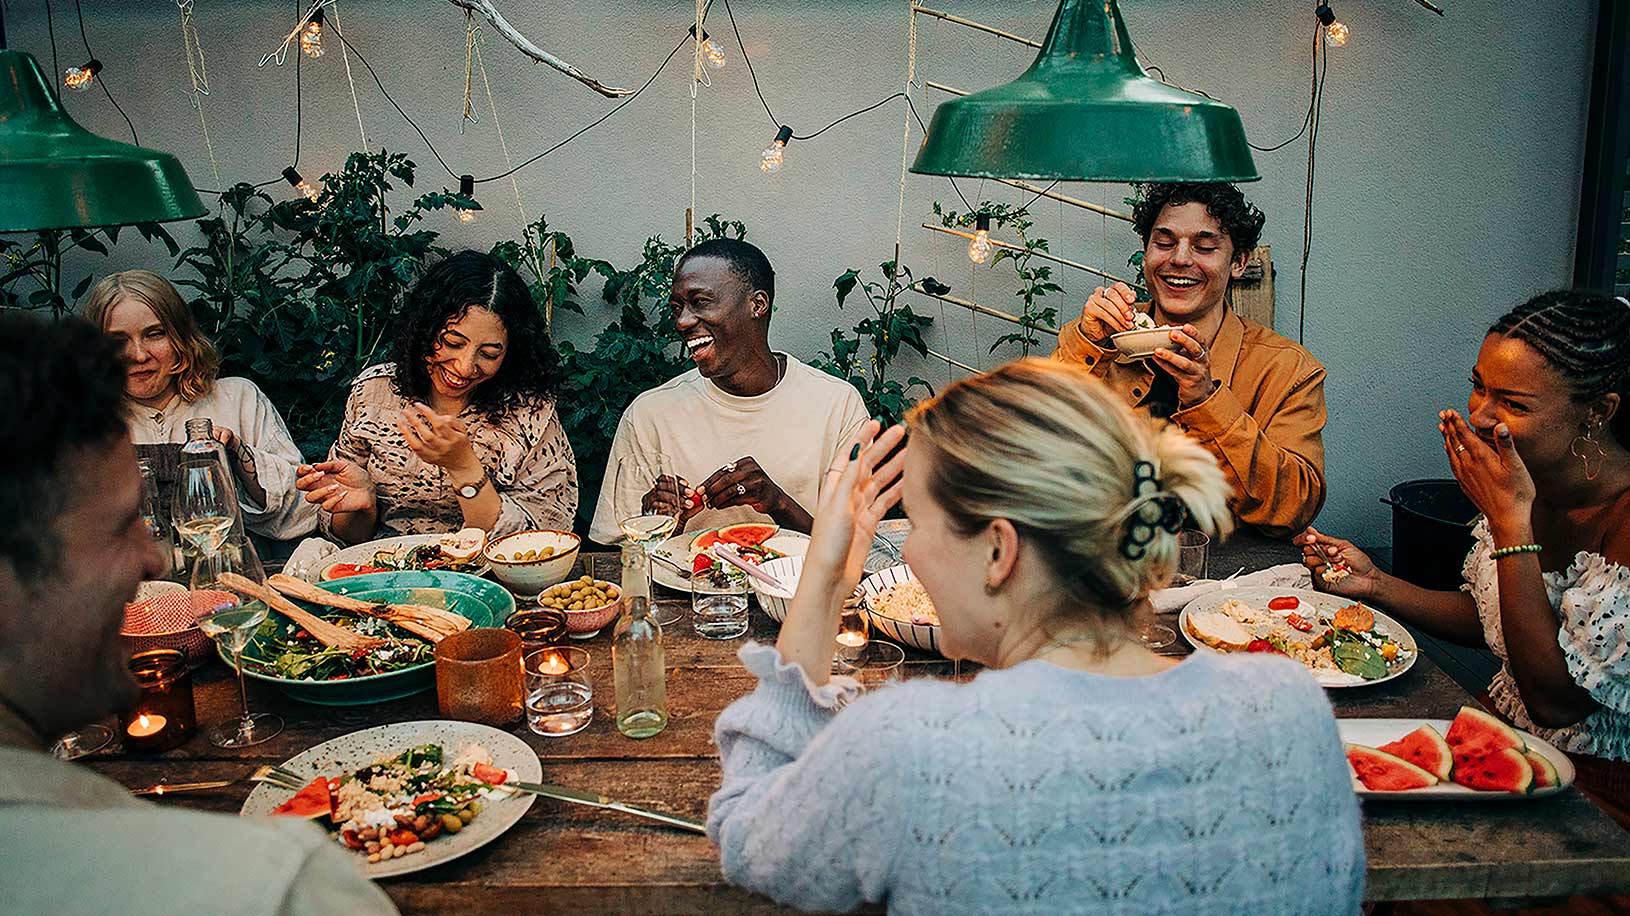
[911,0,1259,183]
[0,40,206,233]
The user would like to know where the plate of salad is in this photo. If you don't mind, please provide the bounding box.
[231,570,514,705]
[316,531,490,582]
[242,720,541,879]
[1178,586,1417,688]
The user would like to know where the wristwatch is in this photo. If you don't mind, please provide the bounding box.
[455,472,490,500]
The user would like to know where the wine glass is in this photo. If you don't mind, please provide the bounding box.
[615,453,684,627]
[50,724,113,760]
[195,597,282,747]
[175,459,235,585]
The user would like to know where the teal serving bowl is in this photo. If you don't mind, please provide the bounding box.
[225,570,515,706]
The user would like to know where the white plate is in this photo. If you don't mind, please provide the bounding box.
[1339,718,1575,799]
[1177,586,1417,688]
[648,529,811,592]
[240,720,540,879]
[315,534,490,582]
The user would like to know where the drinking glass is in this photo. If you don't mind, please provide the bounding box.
[1136,614,1178,652]
[691,568,750,639]
[614,453,684,626]
[194,598,282,747]
[833,641,905,689]
[175,459,235,588]
[50,724,113,760]
[1175,529,1211,585]
[834,596,870,665]
[524,646,594,737]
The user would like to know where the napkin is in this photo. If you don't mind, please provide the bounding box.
[284,536,341,581]
[1150,563,1312,614]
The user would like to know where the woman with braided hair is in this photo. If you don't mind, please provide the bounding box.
[1304,290,1630,822]
[708,359,1364,915]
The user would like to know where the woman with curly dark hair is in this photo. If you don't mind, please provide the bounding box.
[1054,181,1328,539]
[297,250,577,544]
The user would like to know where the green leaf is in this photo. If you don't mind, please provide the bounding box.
[834,269,859,306]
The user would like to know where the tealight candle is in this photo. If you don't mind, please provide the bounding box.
[117,649,195,753]
[523,646,593,737]
[535,649,571,676]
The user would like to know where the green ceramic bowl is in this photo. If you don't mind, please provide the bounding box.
[224,570,515,706]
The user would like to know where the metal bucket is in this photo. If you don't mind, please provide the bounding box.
[1382,479,1479,590]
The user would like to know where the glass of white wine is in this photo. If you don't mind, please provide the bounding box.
[616,453,684,627]
[175,459,236,586]
[194,597,282,748]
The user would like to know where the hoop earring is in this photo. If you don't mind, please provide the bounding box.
[1571,425,1606,481]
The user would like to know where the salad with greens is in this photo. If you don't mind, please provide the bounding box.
[244,614,434,681]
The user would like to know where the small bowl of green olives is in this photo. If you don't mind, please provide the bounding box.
[484,529,581,594]
[536,576,621,638]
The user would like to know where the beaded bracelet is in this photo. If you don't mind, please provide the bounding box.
[1490,543,1542,559]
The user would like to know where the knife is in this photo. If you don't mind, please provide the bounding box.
[507,780,706,834]
[131,779,238,797]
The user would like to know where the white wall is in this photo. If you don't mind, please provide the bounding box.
[5,0,1596,545]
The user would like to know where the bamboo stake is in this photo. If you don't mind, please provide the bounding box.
[924,80,968,97]
[926,347,977,372]
[992,179,1135,223]
[909,284,1058,335]
[922,223,1144,290]
[911,5,1041,48]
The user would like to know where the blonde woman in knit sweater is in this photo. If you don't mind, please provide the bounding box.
[708,358,1363,915]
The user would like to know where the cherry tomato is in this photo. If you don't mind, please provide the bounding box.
[325,563,387,579]
[472,762,509,785]
[1246,639,1286,655]
[387,829,420,847]
[341,829,364,850]
[1285,612,1313,632]
[1268,596,1300,611]
[692,553,715,575]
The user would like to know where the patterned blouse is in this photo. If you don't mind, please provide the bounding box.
[1464,518,1630,761]
[320,363,578,539]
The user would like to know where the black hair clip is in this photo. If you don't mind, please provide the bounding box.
[1119,461,1188,560]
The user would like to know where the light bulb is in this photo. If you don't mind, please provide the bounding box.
[64,59,102,92]
[1325,20,1350,46]
[967,213,993,264]
[300,9,325,59]
[703,37,727,69]
[760,125,792,174]
[457,175,478,223]
[283,166,320,203]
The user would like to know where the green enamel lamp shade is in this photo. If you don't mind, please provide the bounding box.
[0,50,206,233]
[911,0,1259,182]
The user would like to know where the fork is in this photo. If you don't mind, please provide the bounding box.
[251,763,308,790]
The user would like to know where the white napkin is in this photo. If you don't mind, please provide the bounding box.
[1151,563,1312,613]
[283,536,341,581]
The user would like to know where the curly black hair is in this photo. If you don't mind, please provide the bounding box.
[1490,290,1630,448]
[391,249,559,417]
[1131,182,1266,257]
[0,313,130,581]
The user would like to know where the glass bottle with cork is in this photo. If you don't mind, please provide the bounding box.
[613,545,668,738]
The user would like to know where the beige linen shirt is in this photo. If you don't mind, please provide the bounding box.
[321,363,578,539]
[1053,309,1328,538]
[589,354,870,545]
[0,706,397,916]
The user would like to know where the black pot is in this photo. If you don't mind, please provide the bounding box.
[1383,479,1479,590]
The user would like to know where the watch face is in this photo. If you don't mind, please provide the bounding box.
[458,484,478,498]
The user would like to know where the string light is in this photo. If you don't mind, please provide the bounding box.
[1315,3,1349,47]
[282,166,320,202]
[760,125,791,173]
[300,8,325,59]
[688,25,727,70]
[457,174,479,223]
[63,58,102,92]
[967,213,993,264]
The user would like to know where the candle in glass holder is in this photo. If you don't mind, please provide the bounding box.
[524,646,593,737]
[118,649,196,753]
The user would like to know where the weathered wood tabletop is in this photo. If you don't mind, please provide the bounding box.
[85,536,1630,913]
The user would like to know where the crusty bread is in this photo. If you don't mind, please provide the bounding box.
[1185,609,1254,652]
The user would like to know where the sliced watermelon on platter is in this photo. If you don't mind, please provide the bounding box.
[1345,744,1439,791]
[692,523,779,553]
[271,777,335,820]
[1451,747,1533,793]
[1446,705,1527,759]
[1524,749,1560,789]
[1378,724,1454,782]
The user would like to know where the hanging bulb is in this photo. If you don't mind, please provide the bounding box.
[300,8,325,59]
[63,59,102,92]
[967,213,993,264]
[689,25,727,70]
[760,125,792,174]
[282,166,320,203]
[457,175,479,224]
[1325,20,1350,46]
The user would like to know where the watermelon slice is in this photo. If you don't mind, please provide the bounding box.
[1523,749,1560,789]
[271,777,334,820]
[1345,743,1439,791]
[1446,705,1527,759]
[719,523,777,547]
[1378,724,1454,782]
[1452,747,1534,793]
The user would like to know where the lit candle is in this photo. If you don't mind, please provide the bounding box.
[127,713,167,738]
[536,651,570,676]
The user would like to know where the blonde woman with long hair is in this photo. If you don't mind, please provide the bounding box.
[707,359,1363,915]
[83,270,316,543]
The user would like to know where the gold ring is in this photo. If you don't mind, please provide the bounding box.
[1455,445,1467,452]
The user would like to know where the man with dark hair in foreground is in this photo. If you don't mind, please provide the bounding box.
[590,238,869,543]
[0,313,397,915]
[1054,182,1328,537]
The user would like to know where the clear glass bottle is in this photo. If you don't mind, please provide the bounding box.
[179,418,264,582]
[613,545,668,738]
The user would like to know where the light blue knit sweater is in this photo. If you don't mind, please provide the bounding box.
[709,644,1365,915]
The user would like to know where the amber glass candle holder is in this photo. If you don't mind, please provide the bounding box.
[435,628,524,726]
[118,649,196,753]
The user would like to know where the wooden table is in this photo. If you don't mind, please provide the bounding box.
[87,537,1630,913]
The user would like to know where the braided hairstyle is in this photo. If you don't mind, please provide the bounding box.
[1489,290,1630,448]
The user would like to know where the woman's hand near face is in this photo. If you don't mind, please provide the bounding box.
[398,403,480,474]
[1440,409,1536,540]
